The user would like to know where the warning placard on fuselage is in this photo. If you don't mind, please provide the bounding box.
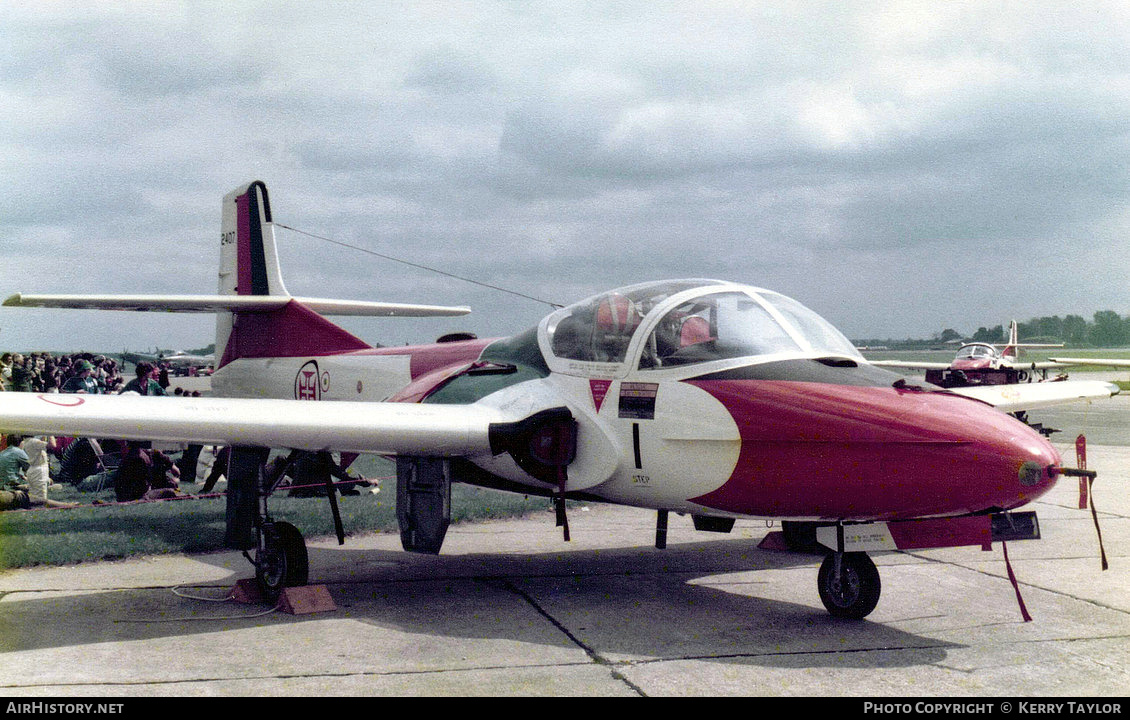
[619,382,658,419]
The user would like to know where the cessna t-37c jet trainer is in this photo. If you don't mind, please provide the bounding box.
[1,182,1118,620]
[871,320,1130,389]
[870,321,1066,389]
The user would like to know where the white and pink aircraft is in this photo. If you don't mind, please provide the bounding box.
[1,182,1118,619]
[872,321,1130,389]
[869,321,1071,389]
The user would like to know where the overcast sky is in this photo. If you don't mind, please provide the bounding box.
[3,1,1129,353]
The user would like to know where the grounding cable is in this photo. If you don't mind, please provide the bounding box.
[112,587,281,623]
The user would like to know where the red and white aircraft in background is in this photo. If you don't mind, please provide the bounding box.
[872,321,1130,389]
[869,321,1070,389]
[1,181,1118,619]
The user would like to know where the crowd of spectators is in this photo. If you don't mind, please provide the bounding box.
[0,351,190,509]
[0,351,128,394]
[0,350,372,511]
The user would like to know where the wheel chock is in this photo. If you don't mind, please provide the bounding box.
[230,579,336,613]
[757,531,790,551]
[278,585,337,615]
[231,578,264,604]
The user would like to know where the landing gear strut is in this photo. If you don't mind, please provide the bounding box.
[228,447,321,602]
[817,551,881,619]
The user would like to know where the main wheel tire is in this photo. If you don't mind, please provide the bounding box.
[817,552,881,619]
[256,521,309,602]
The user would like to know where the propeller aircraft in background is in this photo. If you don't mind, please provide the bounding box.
[121,348,215,375]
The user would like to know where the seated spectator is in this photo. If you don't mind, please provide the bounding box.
[59,438,104,486]
[74,438,121,493]
[0,435,76,509]
[0,436,31,510]
[115,443,181,502]
[152,449,180,488]
[115,444,152,502]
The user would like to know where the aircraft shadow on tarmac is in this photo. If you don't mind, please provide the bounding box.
[1,537,957,669]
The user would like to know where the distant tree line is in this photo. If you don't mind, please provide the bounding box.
[855,310,1130,349]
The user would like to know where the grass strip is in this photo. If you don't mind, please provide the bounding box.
[0,455,552,569]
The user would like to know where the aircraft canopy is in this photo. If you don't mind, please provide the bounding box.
[539,279,861,377]
[957,344,997,360]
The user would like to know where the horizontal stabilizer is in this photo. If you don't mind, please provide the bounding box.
[949,380,1120,413]
[869,360,953,370]
[3,293,470,318]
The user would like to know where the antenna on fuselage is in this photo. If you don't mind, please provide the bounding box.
[274,223,564,310]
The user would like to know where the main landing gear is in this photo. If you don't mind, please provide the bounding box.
[227,447,337,602]
[255,520,309,601]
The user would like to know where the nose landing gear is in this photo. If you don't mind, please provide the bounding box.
[817,551,881,619]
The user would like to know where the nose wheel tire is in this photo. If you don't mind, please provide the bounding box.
[818,551,881,619]
[256,521,309,602]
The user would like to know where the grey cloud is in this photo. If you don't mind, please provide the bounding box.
[404,45,499,93]
[3,2,1129,353]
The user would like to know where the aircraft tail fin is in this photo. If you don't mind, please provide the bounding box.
[1002,320,1020,361]
[997,319,1064,362]
[219,181,289,298]
[216,182,372,367]
[4,181,471,369]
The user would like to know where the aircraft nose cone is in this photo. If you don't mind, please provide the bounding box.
[1019,460,1050,487]
[687,378,1064,519]
[929,395,1062,511]
[1007,427,1061,492]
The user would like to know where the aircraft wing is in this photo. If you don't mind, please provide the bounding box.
[2,293,470,318]
[121,351,161,364]
[871,359,1071,371]
[948,380,1121,413]
[868,360,953,370]
[0,393,505,456]
[1049,357,1130,368]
